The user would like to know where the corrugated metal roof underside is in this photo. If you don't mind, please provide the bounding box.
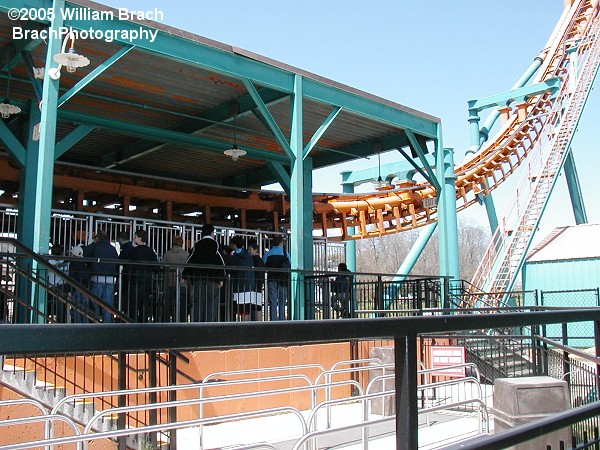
[0,5,438,190]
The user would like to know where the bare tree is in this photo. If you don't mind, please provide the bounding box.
[355,218,490,281]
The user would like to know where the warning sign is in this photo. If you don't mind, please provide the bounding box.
[430,346,466,377]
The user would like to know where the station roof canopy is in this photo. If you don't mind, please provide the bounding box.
[0,0,440,194]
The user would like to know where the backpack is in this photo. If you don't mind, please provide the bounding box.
[266,251,290,284]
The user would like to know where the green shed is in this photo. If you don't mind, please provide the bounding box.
[522,223,600,346]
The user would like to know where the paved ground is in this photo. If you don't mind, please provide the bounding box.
[177,401,492,449]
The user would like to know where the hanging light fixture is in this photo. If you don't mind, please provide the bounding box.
[48,31,90,80]
[372,151,387,189]
[224,114,247,161]
[0,71,21,120]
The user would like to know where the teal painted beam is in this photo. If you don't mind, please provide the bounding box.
[0,33,42,73]
[289,74,306,320]
[20,50,43,102]
[16,101,42,323]
[0,119,26,167]
[315,132,414,167]
[405,129,441,192]
[58,45,135,108]
[0,1,439,140]
[341,154,435,187]
[226,130,411,188]
[303,106,341,159]
[438,147,460,284]
[341,179,357,272]
[397,147,435,185]
[102,88,289,168]
[482,190,499,233]
[265,161,291,194]
[302,156,314,319]
[474,56,544,153]
[242,78,293,159]
[341,179,357,314]
[467,56,544,155]
[57,110,288,163]
[392,222,437,284]
[468,77,560,113]
[2,1,295,94]
[302,77,439,138]
[55,124,95,158]
[28,0,62,257]
[564,148,588,224]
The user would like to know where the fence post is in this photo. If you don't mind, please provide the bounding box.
[148,351,158,448]
[118,352,127,450]
[376,276,384,317]
[562,323,571,384]
[224,274,232,322]
[169,354,177,450]
[594,321,600,399]
[395,334,418,450]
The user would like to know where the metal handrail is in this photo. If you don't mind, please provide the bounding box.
[202,363,326,383]
[445,400,600,450]
[0,414,82,450]
[0,398,47,416]
[0,407,306,450]
[418,362,482,382]
[329,358,383,371]
[294,397,490,450]
[83,379,361,434]
[315,361,393,428]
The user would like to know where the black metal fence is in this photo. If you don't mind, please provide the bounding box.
[0,237,448,325]
[2,308,600,450]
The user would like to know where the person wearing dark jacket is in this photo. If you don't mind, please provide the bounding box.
[83,230,118,322]
[263,236,290,320]
[117,231,134,315]
[128,229,159,322]
[184,224,226,322]
[332,263,352,318]
[68,245,90,323]
[228,236,254,320]
[248,242,265,321]
[162,235,189,322]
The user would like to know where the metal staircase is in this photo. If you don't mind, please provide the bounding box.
[469,3,600,300]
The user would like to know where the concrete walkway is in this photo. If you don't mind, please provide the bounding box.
[177,402,492,449]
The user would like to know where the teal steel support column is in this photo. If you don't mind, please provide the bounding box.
[341,178,357,272]
[393,223,437,283]
[15,101,42,323]
[482,191,499,233]
[289,75,306,320]
[21,0,63,255]
[436,143,460,298]
[468,110,481,155]
[303,157,315,319]
[564,148,588,224]
[475,56,544,153]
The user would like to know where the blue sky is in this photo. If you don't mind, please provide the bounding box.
[101,0,600,238]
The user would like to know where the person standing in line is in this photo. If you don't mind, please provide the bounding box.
[248,242,265,321]
[117,231,134,317]
[183,224,226,322]
[263,236,290,321]
[83,230,118,322]
[68,245,90,323]
[162,235,189,322]
[227,236,254,320]
[332,263,353,319]
[117,232,134,260]
[47,243,67,322]
[128,229,159,322]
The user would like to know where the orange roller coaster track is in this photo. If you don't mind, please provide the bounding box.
[314,0,599,243]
